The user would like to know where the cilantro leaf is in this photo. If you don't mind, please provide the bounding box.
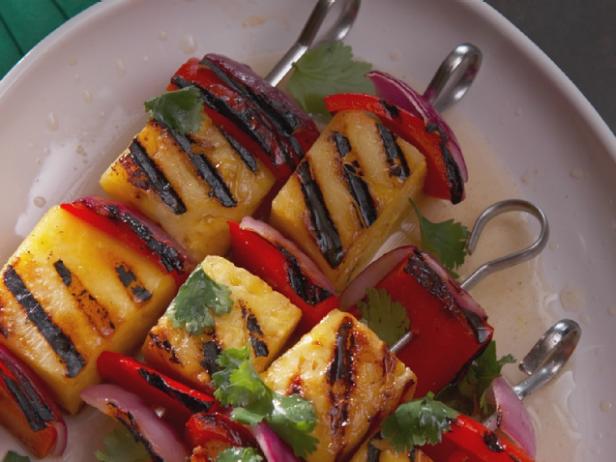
[212,348,318,458]
[95,426,149,462]
[359,288,410,346]
[168,267,233,335]
[411,200,469,274]
[216,447,263,462]
[287,41,374,116]
[145,86,204,135]
[381,393,459,452]
[2,451,30,462]
[437,341,516,419]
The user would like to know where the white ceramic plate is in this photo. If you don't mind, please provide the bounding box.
[0,0,614,460]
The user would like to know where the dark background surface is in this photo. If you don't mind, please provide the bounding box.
[486,0,615,133]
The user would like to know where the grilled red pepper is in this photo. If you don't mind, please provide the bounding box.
[97,351,217,427]
[186,412,258,458]
[229,219,339,334]
[361,246,492,396]
[61,197,192,287]
[421,414,534,462]
[324,93,465,203]
[0,344,66,458]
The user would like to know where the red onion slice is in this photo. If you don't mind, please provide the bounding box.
[240,216,335,293]
[251,422,300,462]
[367,70,468,182]
[340,246,413,309]
[81,384,188,462]
[49,422,67,457]
[485,377,536,457]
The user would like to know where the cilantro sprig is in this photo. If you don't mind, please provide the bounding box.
[95,426,149,462]
[2,452,30,462]
[287,42,374,116]
[145,86,204,135]
[410,199,469,275]
[437,341,515,419]
[381,393,459,452]
[359,288,410,347]
[168,267,233,335]
[217,447,263,462]
[212,348,318,458]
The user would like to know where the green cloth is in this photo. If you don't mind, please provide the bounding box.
[0,0,98,78]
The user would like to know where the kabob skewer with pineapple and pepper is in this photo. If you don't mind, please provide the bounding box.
[0,27,574,462]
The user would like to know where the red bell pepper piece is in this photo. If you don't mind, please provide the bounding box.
[186,412,258,458]
[0,344,66,458]
[421,414,534,462]
[97,351,217,427]
[61,197,192,287]
[372,246,493,396]
[228,221,339,334]
[324,93,465,203]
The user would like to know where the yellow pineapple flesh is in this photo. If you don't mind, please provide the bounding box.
[270,110,427,292]
[142,255,302,388]
[0,207,177,413]
[350,436,433,462]
[262,309,416,462]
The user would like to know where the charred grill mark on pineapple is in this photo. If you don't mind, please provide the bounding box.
[296,161,344,268]
[148,332,181,365]
[366,435,383,462]
[53,260,116,337]
[331,132,378,227]
[376,123,410,179]
[426,123,464,204]
[287,375,304,396]
[201,339,222,376]
[279,247,331,306]
[404,250,490,343]
[115,264,152,304]
[129,139,187,215]
[327,318,357,452]
[240,302,269,358]
[1,365,54,431]
[219,127,258,173]
[137,368,214,413]
[107,402,164,462]
[3,265,86,378]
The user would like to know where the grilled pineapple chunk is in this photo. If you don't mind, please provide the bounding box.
[100,116,275,262]
[142,256,302,388]
[270,110,427,292]
[350,435,432,462]
[0,207,176,413]
[263,310,416,462]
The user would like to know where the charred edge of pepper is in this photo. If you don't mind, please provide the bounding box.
[201,57,301,143]
[137,368,213,413]
[115,264,152,303]
[404,251,490,344]
[3,265,85,378]
[219,127,257,173]
[279,246,331,305]
[172,75,283,168]
[327,318,356,442]
[201,339,222,376]
[149,332,181,365]
[129,139,187,214]
[0,368,54,431]
[376,122,410,179]
[153,120,237,208]
[107,402,164,462]
[426,123,464,204]
[99,204,185,273]
[241,303,269,358]
[53,259,116,337]
[380,99,400,119]
[483,431,505,452]
[296,161,344,268]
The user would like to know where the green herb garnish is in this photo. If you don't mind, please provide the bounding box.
[95,426,149,462]
[359,288,410,347]
[2,451,30,462]
[145,86,204,135]
[168,267,233,335]
[411,199,469,275]
[217,447,263,462]
[381,392,459,452]
[287,42,374,116]
[212,348,318,458]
